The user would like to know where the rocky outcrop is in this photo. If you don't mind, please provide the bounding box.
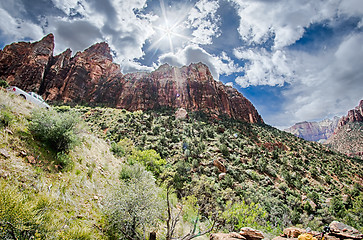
[273,222,362,240]
[210,232,246,240]
[0,34,54,92]
[325,100,363,159]
[284,117,340,142]
[335,100,363,132]
[329,221,363,239]
[211,227,264,240]
[0,35,263,124]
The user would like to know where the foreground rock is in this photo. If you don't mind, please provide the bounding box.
[273,221,362,240]
[0,34,263,124]
[211,227,264,240]
[329,221,363,239]
[211,232,246,240]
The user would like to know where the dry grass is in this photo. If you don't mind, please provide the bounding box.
[0,89,124,239]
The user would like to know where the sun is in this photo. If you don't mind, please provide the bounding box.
[148,0,191,54]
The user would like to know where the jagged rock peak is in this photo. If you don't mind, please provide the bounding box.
[336,99,363,131]
[81,42,113,61]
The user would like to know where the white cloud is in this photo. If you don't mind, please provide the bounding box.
[231,0,352,49]
[275,33,363,126]
[234,48,294,87]
[45,0,155,65]
[158,45,242,80]
[187,0,221,45]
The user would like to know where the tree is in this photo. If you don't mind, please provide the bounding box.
[164,186,216,240]
[104,164,164,240]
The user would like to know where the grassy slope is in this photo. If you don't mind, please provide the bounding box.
[0,89,123,239]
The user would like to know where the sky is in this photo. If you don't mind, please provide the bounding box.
[0,0,362,129]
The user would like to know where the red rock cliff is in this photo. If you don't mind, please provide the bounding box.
[0,35,263,123]
[335,99,363,132]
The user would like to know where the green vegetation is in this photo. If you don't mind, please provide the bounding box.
[104,164,164,240]
[0,79,8,88]
[0,89,362,239]
[29,109,81,153]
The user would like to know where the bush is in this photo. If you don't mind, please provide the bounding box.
[56,152,74,172]
[29,109,80,153]
[127,149,166,177]
[0,181,50,239]
[111,138,134,157]
[222,200,268,231]
[0,79,8,88]
[0,109,14,127]
[104,164,164,239]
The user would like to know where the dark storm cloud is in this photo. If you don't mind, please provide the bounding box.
[54,20,103,52]
[19,0,65,23]
[87,0,118,25]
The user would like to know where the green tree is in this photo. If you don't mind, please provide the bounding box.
[127,149,166,177]
[104,164,164,240]
[222,200,267,231]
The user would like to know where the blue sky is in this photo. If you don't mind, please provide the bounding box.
[0,0,362,128]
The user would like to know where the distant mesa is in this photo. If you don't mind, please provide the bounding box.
[0,34,263,124]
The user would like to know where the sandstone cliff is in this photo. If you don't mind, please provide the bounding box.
[334,99,363,132]
[284,117,340,142]
[0,34,263,123]
[325,100,363,159]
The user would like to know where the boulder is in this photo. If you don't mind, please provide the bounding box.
[272,237,295,240]
[210,232,246,240]
[213,158,226,173]
[283,227,306,238]
[329,221,363,239]
[240,227,264,240]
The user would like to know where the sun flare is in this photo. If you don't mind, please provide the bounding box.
[148,0,191,54]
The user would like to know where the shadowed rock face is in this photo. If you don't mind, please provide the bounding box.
[0,34,263,123]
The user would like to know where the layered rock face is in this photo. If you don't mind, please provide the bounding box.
[284,117,340,142]
[335,100,363,132]
[0,34,54,91]
[325,100,363,159]
[0,34,263,124]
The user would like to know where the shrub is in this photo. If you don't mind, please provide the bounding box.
[111,138,134,157]
[127,149,166,177]
[0,79,8,88]
[222,200,268,231]
[29,109,80,153]
[0,109,14,127]
[104,164,164,240]
[56,152,74,172]
[0,181,50,239]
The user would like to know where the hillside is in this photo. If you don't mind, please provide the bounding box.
[71,105,363,232]
[1,89,363,239]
